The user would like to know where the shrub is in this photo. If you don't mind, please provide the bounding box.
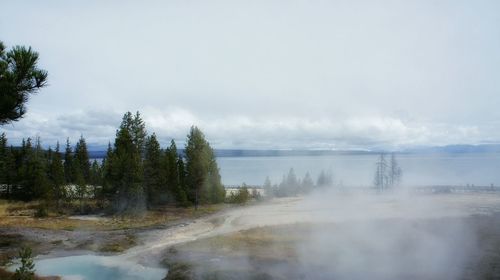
[13,247,35,280]
[34,205,48,218]
[226,186,250,204]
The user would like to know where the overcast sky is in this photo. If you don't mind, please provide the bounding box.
[1,0,500,150]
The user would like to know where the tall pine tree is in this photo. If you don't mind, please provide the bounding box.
[48,142,65,209]
[185,126,224,209]
[109,114,144,213]
[165,140,188,206]
[63,138,74,184]
[74,135,90,183]
[143,133,164,206]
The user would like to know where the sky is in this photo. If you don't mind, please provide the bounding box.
[1,0,500,150]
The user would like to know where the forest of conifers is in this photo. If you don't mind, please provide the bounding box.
[0,111,226,213]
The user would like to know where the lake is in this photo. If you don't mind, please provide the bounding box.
[217,153,500,186]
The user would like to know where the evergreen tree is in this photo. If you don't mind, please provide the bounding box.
[110,115,144,213]
[143,133,163,206]
[263,176,273,198]
[131,111,147,156]
[176,154,189,206]
[388,153,402,188]
[32,137,49,199]
[206,147,225,203]
[285,168,299,196]
[13,247,35,280]
[48,142,65,209]
[185,126,224,209]
[74,135,90,183]
[0,41,48,125]
[0,133,7,189]
[374,153,389,192]
[301,172,314,193]
[165,140,187,205]
[63,138,74,184]
[3,146,16,199]
[316,170,333,188]
[119,111,147,156]
[0,133,15,199]
[89,159,102,198]
[101,142,115,200]
[16,138,48,200]
[74,165,87,213]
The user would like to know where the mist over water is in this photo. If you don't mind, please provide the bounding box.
[217,153,500,186]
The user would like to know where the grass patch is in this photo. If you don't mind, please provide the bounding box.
[0,200,226,231]
[99,234,137,253]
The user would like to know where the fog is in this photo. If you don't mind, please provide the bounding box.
[143,189,500,279]
[218,153,500,186]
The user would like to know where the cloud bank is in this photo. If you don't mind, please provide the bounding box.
[1,108,493,150]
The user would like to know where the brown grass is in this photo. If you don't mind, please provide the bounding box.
[0,200,225,231]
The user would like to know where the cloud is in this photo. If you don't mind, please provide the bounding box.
[1,0,499,149]
[1,108,491,150]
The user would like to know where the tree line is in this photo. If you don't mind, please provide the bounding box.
[0,111,225,213]
[263,168,333,198]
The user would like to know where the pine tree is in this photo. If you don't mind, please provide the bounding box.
[388,153,402,188]
[143,133,163,206]
[0,133,15,199]
[74,135,90,183]
[13,247,35,280]
[185,126,224,209]
[0,41,48,125]
[110,115,144,213]
[119,111,147,156]
[316,170,333,188]
[206,146,225,203]
[74,164,86,213]
[374,153,388,192]
[32,137,49,200]
[263,176,273,198]
[16,137,48,201]
[48,142,65,209]
[101,142,115,201]
[165,140,188,205]
[301,172,314,193]
[63,138,74,184]
[89,160,102,198]
[0,133,7,189]
[3,146,16,199]
[176,154,189,206]
[285,168,299,196]
[131,111,147,156]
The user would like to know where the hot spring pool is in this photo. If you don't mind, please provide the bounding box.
[13,254,167,280]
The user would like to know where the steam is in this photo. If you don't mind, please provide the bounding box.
[163,189,500,279]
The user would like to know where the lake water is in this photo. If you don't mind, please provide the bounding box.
[217,153,500,186]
